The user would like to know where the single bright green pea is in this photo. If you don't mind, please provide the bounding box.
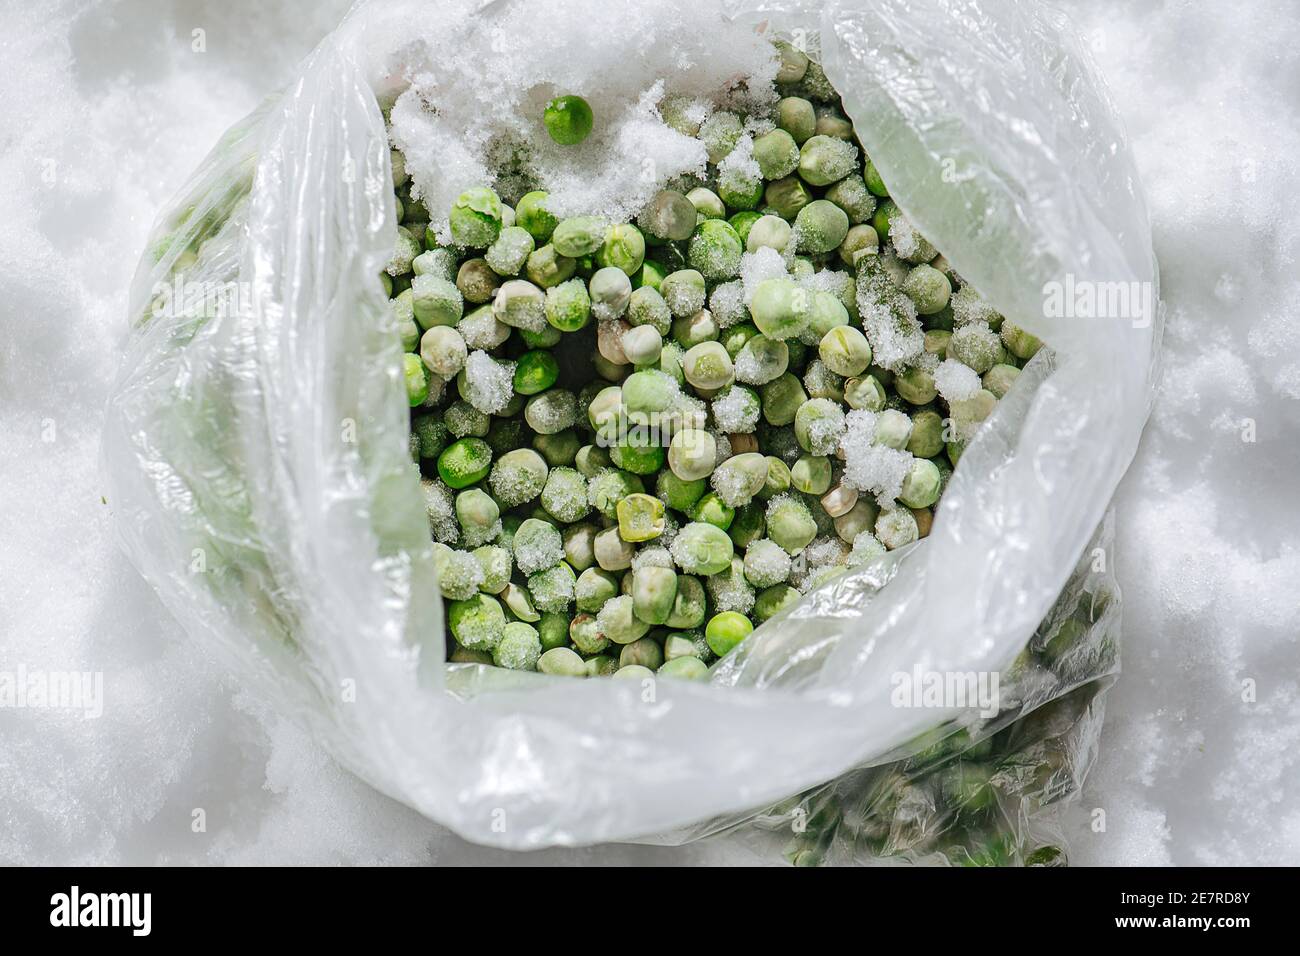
[642,189,697,242]
[438,436,492,488]
[764,176,813,220]
[668,429,718,481]
[687,219,743,281]
[447,593,505,650]
[537,646,587,677]
[513,350,560,394]
[750,279,811,341]
[863,156,889,196]
[488,447,548,506]
[493,621,542,670]
[766,495,817,554]
[704,611,753,657]
[790,454,832,495]
[609,441,665,476]
[657,470,707,512]
[596,223,646,275]
[895,366,937,405]
[633,258,668,291]
[906,409,946,459]
[776,96,817,145]
[898,457,942,509]
[797,134,857,186]
[683,340,734,390]
[759,372,808,426]
[597,594,651,645]
[700,108,744,162]
[729,500,767,548]
[631,565,678,625]
[717,168,764,212]
[404,352,430,406]
[871,199,898,245]
[669,522,734,576]
[544,95,594,145]
[754,583,800,623]
[516,191,559,244]
[794,199,850,255]
[616,492,667,542]
[525,243,578,289]
[449,187,503,248]
[818,326,872,378]
[752,128,801,180]
[658,656,709,681]
[690,491,735,530]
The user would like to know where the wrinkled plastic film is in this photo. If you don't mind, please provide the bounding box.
[105,0,1157,858]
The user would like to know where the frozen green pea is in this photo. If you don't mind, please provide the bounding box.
[447,593,505,650]
[622,325,663,366]
[597,594,651,645]
[749,279,810,341]
[764,176,813,220]
[895,366,937,405]
[658,656,708,681]
[950,388,997,427]
[729,210,763,246]
[438,436,492,488]
[538,646,587,677]
[449,187,503,248]
[419,325,467,379]
[632,565,678,625]
[791,455,832,495]
[983,363,1021,399]
[795,199,849,255]
[596,223,645,275]
[493,279,546,332]
[528,562,576,612]
[776,96,817,145]
[661,269,707,318]
[743,538,793,588]
[612,663,655,681]
[540,467,590,523]
[575,569,619,615]
[754,583,800,623]
[805,291,850,341]
[690,491,735,530]
[824,175,877,224]
[924,329,952,361]
[686,187,727,221]
[839,223,880,267]
[666,575,707,629]
[642,189,697,242]
[728,500,767,548]
[717,166,764,212]
[587,468,644,519]
[774,39,809,83]
[562,522,598,571]
[411,274,464,329]
[906,409,946,459]
[671,309,719,349]
[544,94,594,145]
[513,350,560,395]
[567,612,608,654]
[875,507,919,550]
[710,452,769,508]
[516,191,559,244]
[668,429,717,481]
[456,486,499,533]
[619,638,664,671]
[609,441,664,475]
[898,457,941,509]
[454,258,499,304]
[627,285,672,335]
[432,543,485,600]
[512,518,564,576]
[472,545,512,594]
[1001,323,1043,360]
[669,522,734,576]
[485,225,535,277]
[766,495,817,554]
[573,444,612,479]
[902,263,952,315]
[798,135,857,186]
[593,525,635,571]
[525,243,578,289]
[873,408,912,450]
[752,128,800,180]
[488,448,548,506]
[525,389,578,434]
[687,219,743,281]
[493,621,542,670]
[534,429,580,468]
[699,111,743,164]
[404,353,429,406]
[387,225,421,276]
[843,374,887,411]
[633,259,667,291]
[617,493,666,542]
[683,341,734,390]
[412,417,448,461]
[704,611,753,657]
[863,156,889,196]
[760,456,793,499]
[656,470,707,513]
[734,334,789,386]
[834,498,880,543]
[818,326,872,377]
[745,215,793,255]
[759,372,808,426]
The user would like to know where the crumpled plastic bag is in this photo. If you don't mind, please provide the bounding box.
[104,0,1159,862]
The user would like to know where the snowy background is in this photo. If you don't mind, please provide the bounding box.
[2,0,1296,865]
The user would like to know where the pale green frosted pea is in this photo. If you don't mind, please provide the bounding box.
[447,593,505,650]
[824,175,878,224]
[666,575,707,628]
[596,223,646,276]
[794,199,849,254]
[895,366,937,405]
[551,216,608,258]
[627,286,672,335]
[669,522,734,576]
[898,457,941,509]
[752,128,800,180]
[668,429,718,481]
[413,247,457,280]
[632,565,678,625]
[620,637,664,671]
[834,498,880,543]
[457,258,501,304]
[759,372,808,426]
[612,664,655,681]
[537,646,587,677]
[790,455,832,495]
[906,409,945,459]
[672,309,719,349]
[622,325,663,365]
[493,622,542,670]
[597,594,651,645]
[734,335,789,385]
[449,187,503,248]
[585,654,618,677]
[776,96,817,144]
[683,341,734,390]
[766,496,817,554]
[642,189,697,241]
[875,408,913,449]
[1001,322,1044,360]
[663,633,704,661]
[586,385,623,437]
[686,186,727,220]
[589,266,632,321]
[587,469,644,519]
[621,369,675,416]
[902,263,952,315]
[411,274,464,329]
[754,583,800,623]
[710,452,769,507]
[492,279,546,331]
[658,656,709,681]
[575,568,619,613]
[525,389,578,434]
[749,278,811,341]
[745,215,793,254]
[569,613,609,654]
[774,39,809,83]
[593,525,636,571]
[420,325,468,378]
[687,219,743,281]
[794,398,846,456]
[472,545,512,594]
[818,326,872,377]
[843,374,887,411]
[660,269,707,318]
[806,291,850,340]
[500,581,540,622]
[544,278,592,332]
[839,223,880,267]
[797,134,858,187]
[525,244,577,289]
[983,363,1021,399]
[456,487,499,532]
[876,507,919,550]
[484,225,535,277]
[540,467,590,523]
[562,522,598,571]
[765,176,813,220]
[489,448,549,507]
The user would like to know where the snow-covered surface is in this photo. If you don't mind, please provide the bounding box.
[0,0,1296,864]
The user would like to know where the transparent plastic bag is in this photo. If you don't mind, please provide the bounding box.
[103,0,1158,861]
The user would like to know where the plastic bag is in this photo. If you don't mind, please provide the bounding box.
[104,0,1158,861]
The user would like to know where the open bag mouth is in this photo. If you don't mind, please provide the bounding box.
[106,0,1158,859]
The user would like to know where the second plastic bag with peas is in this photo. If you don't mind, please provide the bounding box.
[104,0,1159,863]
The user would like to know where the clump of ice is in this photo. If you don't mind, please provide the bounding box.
[841,409,914,503]
[740,247,789,303]
[933,358,982,403]
[857,268,925,370]
[709,280,749,329]
[462,350,515,415]
[459,308,507,349]
[717,135,763,205]
[743,539,791,588]
[711,385,760,433]
[386,0,781,239]
[423,480,460,545]
[791,536,849,591]
[950,284,1002,326]
[514,522,564,575]
[631,546,675,571]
